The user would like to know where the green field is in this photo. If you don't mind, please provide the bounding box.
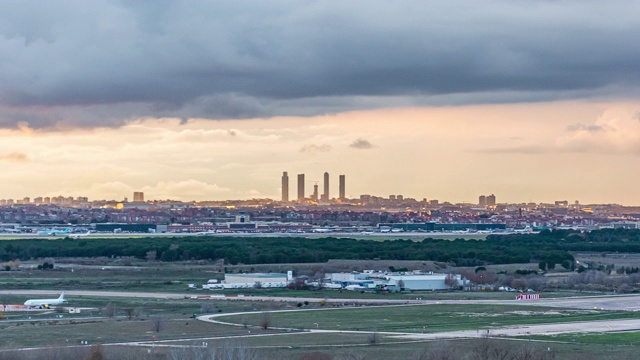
[520,331,640,345]
[214,304,640,333]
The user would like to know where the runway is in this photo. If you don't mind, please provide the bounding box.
[1,289,640,311]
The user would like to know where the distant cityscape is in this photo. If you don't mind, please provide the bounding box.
[1,171,640,235]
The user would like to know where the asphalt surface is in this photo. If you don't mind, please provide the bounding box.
[1,290,640,311]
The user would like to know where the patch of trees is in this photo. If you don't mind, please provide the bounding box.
[2,229,640,266]
[37,262,54,270]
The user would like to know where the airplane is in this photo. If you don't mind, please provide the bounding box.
[195,230,220,235]
[70,231,91,238]
[513,226,534,233]
[37,227,72,236]
[24,293,67,309]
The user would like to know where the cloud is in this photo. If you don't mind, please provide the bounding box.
[473,146,550,154]
[349,138,375,149]
[566,123,604,132]
[0,152,29,162]
[556,108,640,154]
[475,107,640,155]
[1,1,640,128]
[299,144,332,153]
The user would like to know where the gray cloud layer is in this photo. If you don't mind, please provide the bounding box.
[1,1,640,128]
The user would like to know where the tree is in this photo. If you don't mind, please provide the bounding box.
[83,344,104,360]
[397,279,405,291]
[367,330,380,345]
[200,302,215,313]
[260,312,272,330]
[103,302,115,318]
[298,352,333,360]
[444,274,459,290]
[414,340,457,360]
[150,317,165,333]
[123,307,136,320]
[539,260,556,271]
[145,250,157,261]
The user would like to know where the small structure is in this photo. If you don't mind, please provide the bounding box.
[516,293,540,300]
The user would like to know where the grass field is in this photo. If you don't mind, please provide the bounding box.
[0,283,635,359]
[214,304,640,333]
[519,331,640,345]
[0,296,292,348]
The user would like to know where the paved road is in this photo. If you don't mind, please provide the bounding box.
[1,290,640,311]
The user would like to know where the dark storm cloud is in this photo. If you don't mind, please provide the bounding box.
[1,0,640,128]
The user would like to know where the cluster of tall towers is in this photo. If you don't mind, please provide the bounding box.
[478,194,496,207]
[281,172,345,203]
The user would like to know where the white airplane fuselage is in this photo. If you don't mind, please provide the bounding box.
[24,293,66,309]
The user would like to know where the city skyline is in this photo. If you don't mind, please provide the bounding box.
[1,2,640,204]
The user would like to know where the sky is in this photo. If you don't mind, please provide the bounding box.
[1,1,640,204]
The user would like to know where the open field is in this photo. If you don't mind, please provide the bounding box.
[0,295,293,349]
[213,304,640,333]
[519,331,640,345]
[0,288,639,358]
[0,251,640,359]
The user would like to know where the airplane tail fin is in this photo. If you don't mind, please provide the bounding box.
[59,292,65,300]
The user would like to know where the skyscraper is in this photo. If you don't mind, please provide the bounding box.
[281,172,289,202]
[312,184,319,202]
[479,195,486,206]
[322,172,329,202]
[297,174,305,201]
[339,174,345,200]
[133,192,144,202]
[487,194,496,206]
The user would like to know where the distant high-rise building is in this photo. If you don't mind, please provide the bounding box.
[486,194,496,206]
[312,184,319,202]
[397,195,403,201]
[133,192,144,202]
[322,172,329,202]
[479,195,486,206]
[281,172,289,202]
[389,195,396,201]
[339,175,346,200]
[297,174,305,201]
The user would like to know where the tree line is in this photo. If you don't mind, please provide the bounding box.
[1,228,640,266]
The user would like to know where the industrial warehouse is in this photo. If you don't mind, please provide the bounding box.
[200,270,467,291]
